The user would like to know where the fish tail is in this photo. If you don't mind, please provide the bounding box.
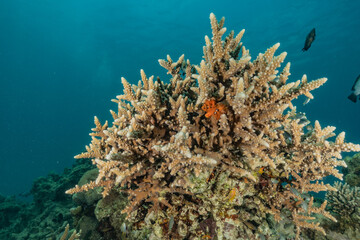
[347,93,357,103]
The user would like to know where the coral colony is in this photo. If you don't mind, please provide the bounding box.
[66,13,360,239]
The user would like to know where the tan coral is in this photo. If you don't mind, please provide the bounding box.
[67,13,360,239]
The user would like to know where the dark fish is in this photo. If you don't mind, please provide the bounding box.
[348,74,360,103]
[289,112,306,121]
[298,118,310,126]
[283,131,292,144]
[302,28,316,51]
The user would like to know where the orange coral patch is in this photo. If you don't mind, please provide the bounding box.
[201,99,226,120]
[213,103,226,120]
[201,99,216,111]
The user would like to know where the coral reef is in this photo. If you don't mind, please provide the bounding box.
[67,13,360,239]
[302,181,360,240]
[70,168,103,240]
[326,181,360,230]
[342,153,360,187]
[0,159,92,240]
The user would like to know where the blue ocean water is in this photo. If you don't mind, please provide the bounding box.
[0,0,359,197]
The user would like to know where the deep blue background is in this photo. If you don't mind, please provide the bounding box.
[0,0,359,196]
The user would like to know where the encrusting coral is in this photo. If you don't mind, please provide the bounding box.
[66,13,360,239]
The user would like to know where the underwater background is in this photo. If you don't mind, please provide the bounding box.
[0,0,359,200]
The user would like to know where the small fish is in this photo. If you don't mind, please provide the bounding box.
[289,112,307,122]
[244,221,256,230]
[228,188,237,202]
[283,131,292,144]
[298,118,310,126]
[121,222,127,233]
[288,112,304,120]
[290,187,301,197]
[348,74,360,103]
[271,178,279,184]
[169,215,174,232]
[301,200,308,212]
[303,97,311,105]
[302,28,316,51]
[302,193,311,201]
[305,125,313,132]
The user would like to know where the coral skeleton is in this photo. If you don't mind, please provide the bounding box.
[66,13,360,239]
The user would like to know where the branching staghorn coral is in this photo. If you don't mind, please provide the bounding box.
[326,181,360,230]
[59,224,80,240]
[66,13,360,239]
